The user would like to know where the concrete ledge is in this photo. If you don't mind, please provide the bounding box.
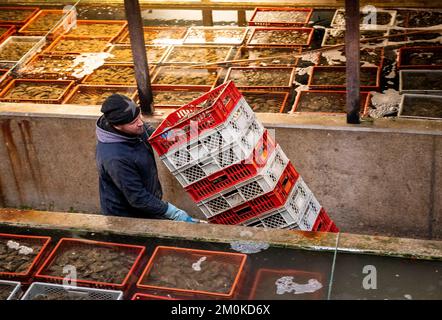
[0,209,440,260]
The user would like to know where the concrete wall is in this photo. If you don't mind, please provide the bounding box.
[0,105,441,240]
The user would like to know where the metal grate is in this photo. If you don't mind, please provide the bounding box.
[239,180,265,200]
[262,213,287,229]
[182,164,206,183]
[206,197,230,214]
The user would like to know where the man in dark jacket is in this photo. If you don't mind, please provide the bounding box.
[96,93,200,222]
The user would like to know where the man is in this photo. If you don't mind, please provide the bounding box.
[96,93,201,223]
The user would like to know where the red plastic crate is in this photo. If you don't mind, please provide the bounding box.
[148,81,243,156]
[398,46,442,69]
[247,27,314,47]
[0,233,51,282]
[35,238,146,290]
[0,7,39,25]
[0,25,16,45]
[292,90,370,115]
[136,246,247,299]
[249,268,325,300]
[312,208,337,232]
[328,221,340,233]
[185,129,276,202]
[208,162,299,225]
[308,66,381,90]
[224,67,296,91]
[249,7,313,27]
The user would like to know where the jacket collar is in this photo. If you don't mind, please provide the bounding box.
[96,115,144,144]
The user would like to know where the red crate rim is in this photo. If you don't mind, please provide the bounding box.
[0,232,51,278]
[35,238,146,289]
[136,245,247,298]
[131,293,179,300]
[148,80,241,155]
[398,45,442,68]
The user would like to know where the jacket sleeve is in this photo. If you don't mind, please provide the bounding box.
[106,158,168,216]
[143,123,156,136]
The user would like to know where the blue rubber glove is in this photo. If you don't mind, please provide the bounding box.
[165,203,198,223]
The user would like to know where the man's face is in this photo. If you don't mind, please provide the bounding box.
[114,114,144,135]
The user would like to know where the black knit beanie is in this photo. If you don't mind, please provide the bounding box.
[101,94,141,125]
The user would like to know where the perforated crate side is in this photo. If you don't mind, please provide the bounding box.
[312,209,333,232]
[208,162,299,223]
[171,119,265,187]
[198,146,292,218]
[149,81,244,156]
[161,97,256,172]
[184,129,277,202]
[21,282,123,300]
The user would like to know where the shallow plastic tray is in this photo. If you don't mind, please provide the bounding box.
[247,27,314,47]
[331,8,397,29]
[292,90,370,115]
[241,90,290,113]
[249,7,313,27]
[0,79,75,104]
[136,246,247,299]
[162,45,234,65]
[64,20,127,40]
[398,46,442,69]
[398,93,442,120]
[224,67,295,91]
[308,66,380,90]
[233,46,301,67]
[19,9,76,39]
[117,26,188,45]
[0,280,21,300]
[0,233,51,282]
[183,26,248,45]
[63,85,138,105]
[151,66,220,88]
[105,44,170,64]
[0,7,39,25]
[35,238,146,290]
[21,282,123,300]
[0,35,45,69]
[44,35,112,54]
[399,70,442,95]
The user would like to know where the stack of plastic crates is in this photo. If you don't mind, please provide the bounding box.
[149,81,338,232]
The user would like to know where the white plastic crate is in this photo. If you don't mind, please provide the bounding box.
[161,97,256,173]
[198,145,289,218]
[0,36,45,69]
[0,280,21,300]
[331,8,397,29]
[21,282,123,300]
[170,118,265,187]
[242,176,322,231]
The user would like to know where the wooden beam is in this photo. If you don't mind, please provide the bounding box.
[202,9,214,26]
[124,0,154,115]
[345,0,361,124]
[237,10,247,26]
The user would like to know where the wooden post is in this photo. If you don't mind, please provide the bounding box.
[237,10,247,26]
[202,9,214,26]
[345,0,360,124]
[124,0,154,115]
